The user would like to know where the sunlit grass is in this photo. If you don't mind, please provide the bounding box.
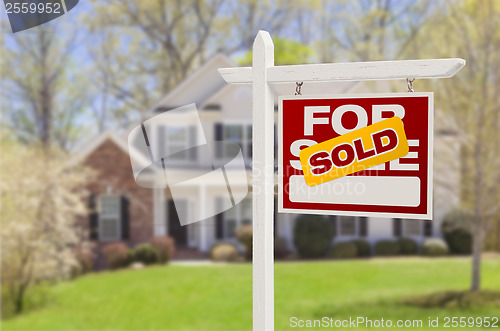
[2,257,500,331]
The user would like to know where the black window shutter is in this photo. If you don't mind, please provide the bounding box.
[393,218,402,237]
[215,212,224,240]
[121,196,130,240]
[89,194,98,240]
[214,123,223,158]
[215,197,224,239]
[359,217,368,237]
[423,220,433,237]
[330,215,338,237]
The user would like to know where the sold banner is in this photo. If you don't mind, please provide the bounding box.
[278,93,433,219]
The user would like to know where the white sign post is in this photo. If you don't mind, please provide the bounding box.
[218,30,465,331]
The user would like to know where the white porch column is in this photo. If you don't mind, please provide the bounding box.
[199,185,207,252]
[153,188,167,236]
[160,188,166,236]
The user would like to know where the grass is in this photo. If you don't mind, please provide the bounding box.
[2,257,500,331]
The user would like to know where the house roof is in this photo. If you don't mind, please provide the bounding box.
[147,54,235,113]
[70,131,130,166]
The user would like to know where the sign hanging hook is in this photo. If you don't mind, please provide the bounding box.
[407,78,415,92]
[295,82,303,95]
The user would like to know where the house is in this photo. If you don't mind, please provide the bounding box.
[75,54,459,265]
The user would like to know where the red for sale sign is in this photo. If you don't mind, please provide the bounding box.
[278,93,433,219]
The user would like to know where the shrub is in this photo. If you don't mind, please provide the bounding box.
[235,224,252,261]
[444,229,472,255]
[150,236,175,263]
[210,243,239,262]
[331,242,358,259]
[351,239,371,257]
[374,240,400,256]
[274,237,288,259]
[293,214,334,258]
[441,209,473,234]
[441,210,473,255]
[72,247,94,276]
[102,243,129,270]
[133,243,160,265]
[422,238,449,257]
[398,238,418,255]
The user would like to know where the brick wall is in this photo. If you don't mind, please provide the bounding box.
[81,138,155,268]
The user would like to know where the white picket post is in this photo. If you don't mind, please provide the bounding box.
[252,30,275,331]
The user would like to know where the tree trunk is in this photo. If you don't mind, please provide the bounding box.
[470,221,482,292]
[14,286,25,314]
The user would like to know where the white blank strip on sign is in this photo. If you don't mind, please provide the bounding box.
[289,175,420,207]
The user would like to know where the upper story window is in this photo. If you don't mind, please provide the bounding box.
[165,126,189,160]
[98,195,121,241]
[223,124,252,160]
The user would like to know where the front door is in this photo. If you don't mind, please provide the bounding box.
[167,199,187,247]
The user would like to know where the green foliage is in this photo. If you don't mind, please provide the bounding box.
[210,243,239,262]
[422,239,449,257]
[238,37,314,66]
[374,240,400,256]
[444,229,472,255]
[150,237,175,263]
[442,210,473,234]
[398,238,418,255]
[293,214,334,258]
[1,283,51,320]
[235,225,252,261]
[330,242,358,259]
[441,210,472,255]
[102,243,130,270]
[133,244,160,265]
[351,239,371,257]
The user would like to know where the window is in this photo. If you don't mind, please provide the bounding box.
[165,126,188,160]
[404,220,421,237]
[339,216,356,236]
[224,203,237,238]
[241,198,252,225]
[221,197,252,239]
[393,218,402,237]
[98,195,121,241]
[223,124,252,160]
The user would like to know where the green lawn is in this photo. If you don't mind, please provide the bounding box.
[2,258,500,331]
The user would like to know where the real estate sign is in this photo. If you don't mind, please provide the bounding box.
[278,93,433,219]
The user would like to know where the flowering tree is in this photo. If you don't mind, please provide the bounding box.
[0,136,93,314]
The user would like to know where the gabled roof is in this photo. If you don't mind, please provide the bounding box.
[147,54,234,113]
[70,131,130,166]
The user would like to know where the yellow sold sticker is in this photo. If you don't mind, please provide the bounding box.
[299,117,409,187]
